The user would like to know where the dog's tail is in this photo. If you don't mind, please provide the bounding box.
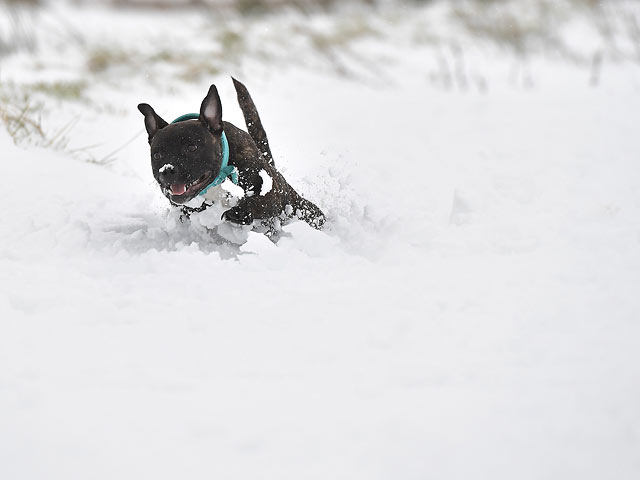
[232,77,274,167]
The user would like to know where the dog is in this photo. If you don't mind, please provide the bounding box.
[137,78,325,234]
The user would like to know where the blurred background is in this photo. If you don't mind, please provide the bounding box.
[1,0,639,154]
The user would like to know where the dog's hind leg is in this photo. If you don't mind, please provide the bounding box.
[290,196,326,230]
[232,77,274,167]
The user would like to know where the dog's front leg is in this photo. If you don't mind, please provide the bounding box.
[222,191,285,225]
[222,202,254,225]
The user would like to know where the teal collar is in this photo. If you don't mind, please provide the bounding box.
[171,113,238,195]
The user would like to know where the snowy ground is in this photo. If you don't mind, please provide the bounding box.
[1,1,640,479]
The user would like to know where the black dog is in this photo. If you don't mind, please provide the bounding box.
[138,78,325,232]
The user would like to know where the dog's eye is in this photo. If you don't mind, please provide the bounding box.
[187,144,197,153]
[153,152,161,160]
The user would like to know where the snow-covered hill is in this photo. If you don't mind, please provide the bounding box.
[1,1,640,479]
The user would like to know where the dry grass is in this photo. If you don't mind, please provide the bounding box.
[87,47,138,74]
[28,80,88,101]
[446,0,638,62]
[450,0,564,55]
[0,86,73,149]
[0,90,45,144]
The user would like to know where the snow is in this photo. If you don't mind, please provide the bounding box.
[1,1,640,479]
[258,168,273,195]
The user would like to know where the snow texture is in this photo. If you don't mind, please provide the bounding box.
[259,168,273,195]
[1,1,640,479]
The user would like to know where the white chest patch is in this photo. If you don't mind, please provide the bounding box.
[171,177,250,245]
[181,178,243,210]
[259,169,273,196]
[221,178,245,199]
[200,184,227,206]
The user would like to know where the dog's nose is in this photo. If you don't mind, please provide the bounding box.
[158,164,177,182]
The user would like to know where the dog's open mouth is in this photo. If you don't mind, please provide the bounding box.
[164,172,213,203]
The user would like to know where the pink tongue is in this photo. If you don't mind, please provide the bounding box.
[170,183,186,195]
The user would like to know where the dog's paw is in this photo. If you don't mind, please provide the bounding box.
[222,207,254,225]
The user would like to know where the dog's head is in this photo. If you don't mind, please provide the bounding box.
[138,85,224,204]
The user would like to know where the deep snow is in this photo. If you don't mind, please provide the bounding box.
[1,1,640,479]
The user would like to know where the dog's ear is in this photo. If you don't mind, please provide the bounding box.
[199,85,223,134]
[137,103,168,142]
